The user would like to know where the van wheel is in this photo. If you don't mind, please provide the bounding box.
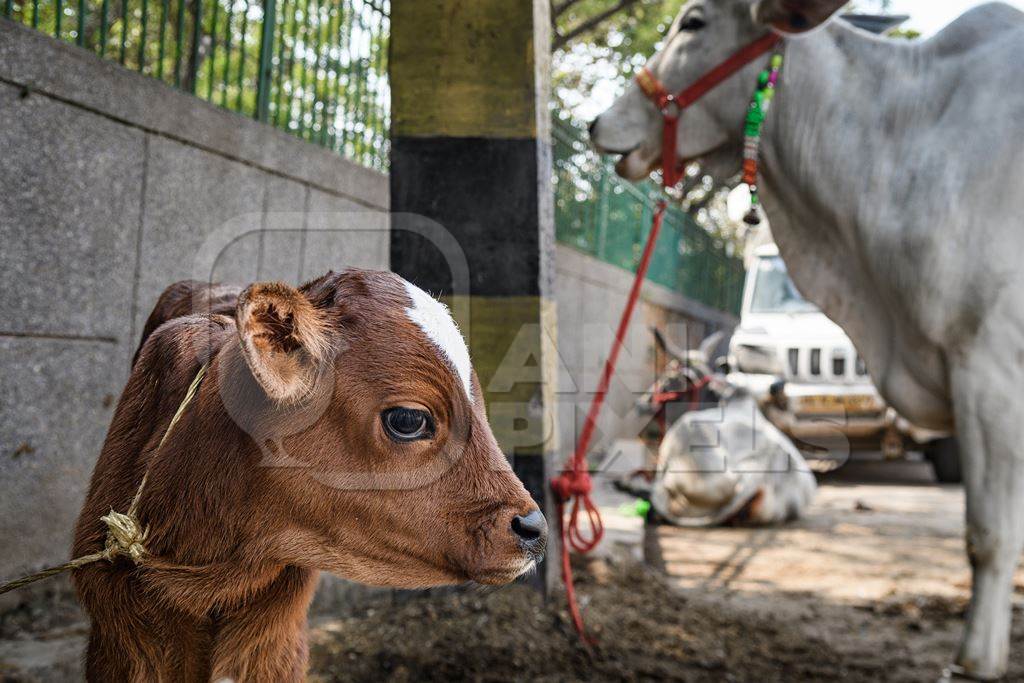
[925,437,961,484]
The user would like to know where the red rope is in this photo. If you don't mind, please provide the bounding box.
[550,200,667,641]
[552,30,781,643]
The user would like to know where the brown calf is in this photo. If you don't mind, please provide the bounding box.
[72,270,546,681]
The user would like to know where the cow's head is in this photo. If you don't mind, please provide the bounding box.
[590,0,845,181]
[227,270,546,587]
[641,328,725,411]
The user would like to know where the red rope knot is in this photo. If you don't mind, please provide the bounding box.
[550,470,592,503]
[551,466,603,645]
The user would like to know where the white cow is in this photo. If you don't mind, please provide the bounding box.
[591,1,1024,679]
[633,330,816,526]
[652,385,817,526]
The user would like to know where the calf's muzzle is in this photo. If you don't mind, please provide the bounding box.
[510,509,548,559]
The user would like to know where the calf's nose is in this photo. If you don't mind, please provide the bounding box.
[588,117,599,139]
[511,509,548,553]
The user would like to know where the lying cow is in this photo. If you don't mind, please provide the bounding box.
[630,330,816,526]
[591,0,1024,677]
[72,271,547,681]
[653,385,817,526]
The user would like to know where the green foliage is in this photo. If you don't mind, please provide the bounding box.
[553,0,685,117]
[3,0,390,169]
[557,0,684,75]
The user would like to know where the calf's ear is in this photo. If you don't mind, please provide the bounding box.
[236,282,332,402]
[752,0,846,34]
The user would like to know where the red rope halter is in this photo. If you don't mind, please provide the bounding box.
[636,32,782,187]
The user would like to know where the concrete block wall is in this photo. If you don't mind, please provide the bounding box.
[553,245,737,469]
[0,21,388,607]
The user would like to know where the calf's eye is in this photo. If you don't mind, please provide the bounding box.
[382,407,434,442]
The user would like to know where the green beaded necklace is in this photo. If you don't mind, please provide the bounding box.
[741,51,784,225]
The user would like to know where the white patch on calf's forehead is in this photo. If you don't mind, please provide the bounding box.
[401,279,474,403]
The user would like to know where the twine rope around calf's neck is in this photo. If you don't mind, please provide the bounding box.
[0,364,208,597]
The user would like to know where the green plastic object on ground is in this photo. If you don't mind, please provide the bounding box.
[618,499,651,518]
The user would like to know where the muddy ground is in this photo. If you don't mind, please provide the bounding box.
[307,557,1022,682]
[308,459,1024,682]
[3,459,1024,681]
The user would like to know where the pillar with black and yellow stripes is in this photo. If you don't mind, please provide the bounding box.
[389,0,559,590]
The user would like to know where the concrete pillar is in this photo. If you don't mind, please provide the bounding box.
[389,0,559,591]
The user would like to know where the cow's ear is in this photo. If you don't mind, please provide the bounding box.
[236,282,332,402]
[752,0,846,34]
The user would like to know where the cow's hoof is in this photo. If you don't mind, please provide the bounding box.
[939,664,1003,682]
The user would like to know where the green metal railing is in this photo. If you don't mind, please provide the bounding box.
[2,0,390,169]
[554,121,745,315]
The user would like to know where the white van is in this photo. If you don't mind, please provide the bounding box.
[726,243,959,482]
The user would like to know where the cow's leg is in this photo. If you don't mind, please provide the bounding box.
[952,356,1024,680]
[209,566,319,682]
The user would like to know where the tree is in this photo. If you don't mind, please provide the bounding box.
[552,0,667,50]
[551,0,684,136]
[552,0,683,88]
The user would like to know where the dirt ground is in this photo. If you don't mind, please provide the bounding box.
[307,556,1022,683]
[307,459,1024,682]
[3,459,1024,681]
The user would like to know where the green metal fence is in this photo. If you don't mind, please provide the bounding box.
[553,121,745,315]
[2,0,390,169]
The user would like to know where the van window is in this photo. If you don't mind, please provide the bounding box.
[750,256,818,314]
